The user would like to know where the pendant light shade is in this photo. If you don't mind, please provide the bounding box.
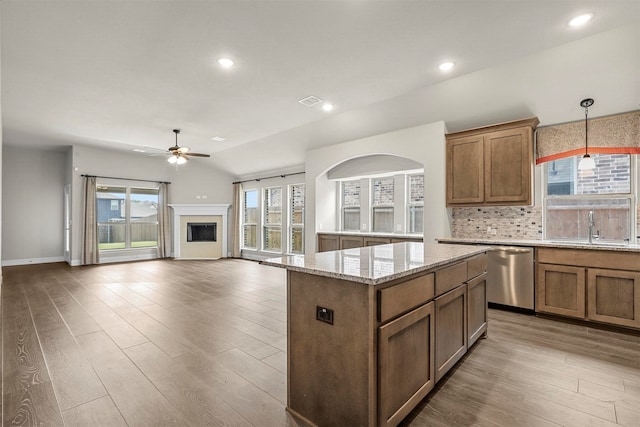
[578,98,595,171]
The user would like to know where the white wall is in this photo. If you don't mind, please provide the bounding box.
[66,145,234,266]
[2,146,67,265]
[305,121,449,253]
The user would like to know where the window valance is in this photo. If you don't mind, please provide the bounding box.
[536,110,640,164]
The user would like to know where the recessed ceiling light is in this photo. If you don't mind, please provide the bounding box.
[132,148,146,153]
[567,13,594,27]
[211,136,225,142]
[217,57,234,68]
[439,62,455,72]
[322,103,334,112]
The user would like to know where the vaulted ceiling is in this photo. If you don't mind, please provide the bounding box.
[2,1,639,177]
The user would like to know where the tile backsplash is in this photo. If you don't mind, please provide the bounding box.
[453,205,640,242]
[451,206,543,240]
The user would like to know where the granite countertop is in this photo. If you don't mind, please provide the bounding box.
[262,242,488,285]
[437,237,640,252]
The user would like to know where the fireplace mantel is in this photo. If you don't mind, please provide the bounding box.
[169,204,230,259]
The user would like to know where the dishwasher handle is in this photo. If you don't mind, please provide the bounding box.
[488,246,533,254]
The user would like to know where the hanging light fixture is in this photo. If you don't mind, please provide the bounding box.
[578,98,595,170]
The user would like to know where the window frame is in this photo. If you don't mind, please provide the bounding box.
[262,186,283,253]
[341,180,361,231]
[241,189,258,250]
[407,173,424,234]
[371,176,395,233]
[96,184,159,251]
[288,183,305,254]
[542,154,636,242]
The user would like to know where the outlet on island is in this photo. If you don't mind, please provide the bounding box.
[316,306,334,325]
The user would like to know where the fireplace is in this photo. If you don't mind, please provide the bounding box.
[169,204,230,259]
[187,222,217,242]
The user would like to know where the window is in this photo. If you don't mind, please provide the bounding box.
[263,187,282,251]
[289,184,305,254]
[96,185,159,250]
[544,154,633,242]
[408,174,424,233]
[372,177,394,232]
[342,180,361,231]
[242,190,258,249]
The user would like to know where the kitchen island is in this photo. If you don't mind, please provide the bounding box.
[263,242,489,427]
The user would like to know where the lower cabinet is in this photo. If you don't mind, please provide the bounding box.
[378,302,434,427]
[434,284,468,382]
[587,268,640,329]
[340,235,364,249]
[318,234,339,252]
[536,263,586,319]
[537,256,640,330]
[365,236,391,246]
[467,272,487,347]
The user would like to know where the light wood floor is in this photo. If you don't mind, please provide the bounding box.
[1,259,639,426]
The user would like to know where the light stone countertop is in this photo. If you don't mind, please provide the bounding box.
[437,237,640,252]
[262,242,488,285]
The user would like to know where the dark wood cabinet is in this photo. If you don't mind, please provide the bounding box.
[467,272,487,347]
[587,268,640,328]
[434,284,468,382]
[318,234,339,252]
[536,248,640,331]
[446,117,538,207]
[340,235,364,249]
[317,233,423,252]
[378,302,434,427]
[364,236,391,246]
[536,263,586,319]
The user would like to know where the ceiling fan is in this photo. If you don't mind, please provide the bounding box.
[167,129,210,164]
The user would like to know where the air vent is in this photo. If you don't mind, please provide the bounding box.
[298,95,323,106]
[211,136,225,142]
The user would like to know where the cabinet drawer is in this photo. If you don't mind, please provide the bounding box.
[435,262,468,296]
[378,273,435,323]
[467,254,487,280]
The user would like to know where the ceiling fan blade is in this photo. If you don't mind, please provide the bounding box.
[185,152,210,158]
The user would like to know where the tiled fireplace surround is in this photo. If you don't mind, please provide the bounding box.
[451,205,640,241]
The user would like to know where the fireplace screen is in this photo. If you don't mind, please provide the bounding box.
[187,222,217,242]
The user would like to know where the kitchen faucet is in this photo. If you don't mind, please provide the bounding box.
[587,210,600,243]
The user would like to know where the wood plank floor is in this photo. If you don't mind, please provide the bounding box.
[1,259,639,426]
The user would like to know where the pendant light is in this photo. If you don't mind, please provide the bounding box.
[578,98,595,170]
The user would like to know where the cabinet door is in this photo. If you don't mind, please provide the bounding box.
[379,302,434,427]
[317,234,339,252]
[435,284,467,382]
[467,273,487,347]
[484,127,533,205]
[587,268,640,328]
[536,263,586,319]
[446,135,484,205]
[340,236,364,249]
[364,237,391,247]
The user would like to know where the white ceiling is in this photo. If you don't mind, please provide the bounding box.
[2,1,639,178]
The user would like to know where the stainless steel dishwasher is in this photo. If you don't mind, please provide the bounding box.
[486,246,535,310]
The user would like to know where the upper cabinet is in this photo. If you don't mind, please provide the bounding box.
[446,117,539,207]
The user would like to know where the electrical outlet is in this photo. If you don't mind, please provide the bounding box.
[490,228,497,235]
[362,223,367,230]
[486,227,491,234]
[195,195,201,199]
[316,306,334,325]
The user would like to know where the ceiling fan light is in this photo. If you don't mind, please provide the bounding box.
[176,156,188,165]
[578,154,595,170]
[168,155,178,164]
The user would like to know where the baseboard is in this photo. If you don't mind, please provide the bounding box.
[2,256,66,267]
